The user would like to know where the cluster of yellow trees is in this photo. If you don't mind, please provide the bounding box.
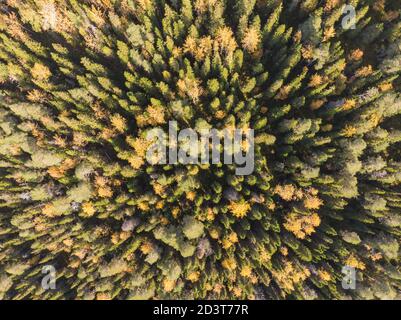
[0,0,401,300]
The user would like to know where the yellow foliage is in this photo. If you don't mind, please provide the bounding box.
[110,114,127,133]
[27,89,46,102]
[96,292,111,300]
[232,286,242,298]
[34,216,47,232]
[47,158,76,179]
[308,74,323,87]
[137,201,150,212]
[88,5,105,27]
[172,207,180,218]
[73,132,87,147]
[323,26,336,41]
[222,239,233,250]
[95,175,108,187]
[162,278,176,292]
[345,254,366,270]
[92,102,107,119]
[100,128,116,140]
[160,216,169,225]
[355,65,373,78]
[177,77,204,104]
[186,191,196,201]
[341,99,356,111]
[209,227,220,239]
[97,186,113,198]
[370,252,383,261]
[228,232,238,244]
[318,268,332,281]
[127,155,145,170]
[82,202,96,217]
[147,105,166,124]
[135,0,153,10]
[68,258,81,268]
[324,0,340,11]
[221,257,237,271]
[276,85,290,100]
[228,200,251,218]
[310,99,325,110]
[274,184,297,201]
[156,200,165,210]
[183,36,197,54]
[9,144,21,156]
[205,283,213,291]
[250,274,258,284]
[153,183,166,196]
[369,112,381,127]
[194,0,217,13]
[198,36,213,59]
[349,49,364,61]
[53,135,67,148]
[242,27,261,53]
[140,241,153,254]
[284,212,321,239]
[216,26,237,57]
[342,125,357,137]
[301,45,313,60]
[187,271,200,283]
[42,203,56,217]
[215,110,226,119]
[213,284,223,295]
[172,46,182,58]
[73,247,88,260]
[3,12,27,41]
[48,166,65,179]
[379,82,393,92]
[259,247,271,263]
[240,265,253,278]
[271,261,311,294]
[31,63,51,81]
[111,232,120,244]
[280,247,288,256]
[183,36,213,61]
[303,196,323,210]
[136,105,166,127]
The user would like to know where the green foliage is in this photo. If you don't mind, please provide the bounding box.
[0,0,400,301]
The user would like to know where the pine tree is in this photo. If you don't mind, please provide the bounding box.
[0,0,400,300]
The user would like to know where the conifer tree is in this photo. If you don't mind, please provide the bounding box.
[0,0,400,300]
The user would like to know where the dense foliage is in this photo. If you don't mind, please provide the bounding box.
[1,0,401,300]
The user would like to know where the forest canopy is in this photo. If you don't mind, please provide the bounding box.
[0,0,401,300]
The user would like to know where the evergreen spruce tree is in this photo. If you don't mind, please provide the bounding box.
[0,0,400,300]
